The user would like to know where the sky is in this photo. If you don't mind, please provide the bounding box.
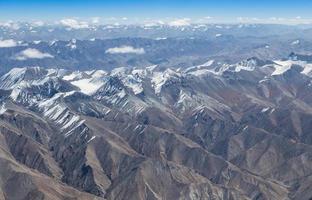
[1,0,312,24]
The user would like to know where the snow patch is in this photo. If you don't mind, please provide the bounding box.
[261,107,270,113]
[87,136,96,143]
[71,78,104,95]
[63,71,86,81]
[151,69,180,94]
[155,37,167,40]
[10,88,22,101]
[273,60,312,76]
[291,40,300,45]
[0,104,7,115]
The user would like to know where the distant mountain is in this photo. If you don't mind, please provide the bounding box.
[1,55,312,199]
[1,23,312,41]
[1,35,312,74]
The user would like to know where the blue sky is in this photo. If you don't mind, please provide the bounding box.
[1,0,312,23]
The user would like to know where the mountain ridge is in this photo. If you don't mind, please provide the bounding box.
[0,55,312,199]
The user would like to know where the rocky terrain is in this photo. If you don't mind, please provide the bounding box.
[0,53,312,199]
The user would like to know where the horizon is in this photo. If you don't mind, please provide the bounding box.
[2,19,312,27]
[1,0,312,25]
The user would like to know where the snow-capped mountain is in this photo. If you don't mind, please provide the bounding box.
[1,23,312,75]
[1,54,312,199]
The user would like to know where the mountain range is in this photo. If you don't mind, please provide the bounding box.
[1,52,312,199]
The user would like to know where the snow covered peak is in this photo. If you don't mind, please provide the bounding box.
[151,68,182,94]
[1,55,310,108]
[63,71,90,81]
[68,76,105,95]
[110,67,128,77]
[232,58,258,72]
[87,70,108,78]
[184,60,216,75]
[272,60,312,76]
[0,67,52,89]
[60,69,110,95]
[0,68,27,89]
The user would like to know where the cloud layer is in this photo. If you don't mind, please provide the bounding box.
[0,39,18,48]
[105,46,145,54]
[60,18,89,29]
[16,48,54,60]
[168,18,191,26]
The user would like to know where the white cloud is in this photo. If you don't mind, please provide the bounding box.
[143,20,165,27]
[105,46,145,54]
[15,48,54,60]
[168,18,191,26]
[195,16,214,23]
[237,17,260,23]
[60,18,89,29]
[235,16,311,24]
[91,17,100,24]
[106,17,117,21]
[0,21,20,30]
[32,21,45,26]
[0,39,18,48]
[291,40,300,45]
